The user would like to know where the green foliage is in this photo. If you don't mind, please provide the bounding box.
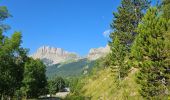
[110,36,130,80]
[131,7,169,99]
[74,67,142,100]
[109,0,150,82]
[46,58,95,78]
[89,55,111,76]
[0,31,28,98]
[0,6,11,31]
[48,77,65,95]
[21,58,47,99]
[69,78,83,94]
[0,7,35,99]
[162,0,170,97]
[65,77,87,100]
[110,0,150,45]
[162,0,170,20]
[0,6,48,99]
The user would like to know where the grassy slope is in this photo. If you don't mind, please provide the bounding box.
[81,67,143,100]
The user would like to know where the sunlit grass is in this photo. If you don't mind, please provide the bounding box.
[81,67,143,100]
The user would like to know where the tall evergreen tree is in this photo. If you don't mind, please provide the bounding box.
[131,8,169,99]
[109,0,150,81]
[161,0,170,94]
[110,0,150,46]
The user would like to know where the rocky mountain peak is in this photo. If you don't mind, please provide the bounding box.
[87,45,110,60]
[37,46,69,56]
[31,45,110,66]
[31,46,80,65]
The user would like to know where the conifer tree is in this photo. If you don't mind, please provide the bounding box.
[109,0,150,81]
[110,0,150,46]
[162,0,170,20]
[110,36,129,80]
[131,8,169,99]
[161,0,170,94]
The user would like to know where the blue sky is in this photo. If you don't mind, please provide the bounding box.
[0,0,156,56]
[1,0,120,56]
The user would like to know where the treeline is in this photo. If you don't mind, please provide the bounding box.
[0,6,47,99]
[108,0,170,99]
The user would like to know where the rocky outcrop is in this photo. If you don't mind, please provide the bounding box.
[87,45,110,60]
[31,46,80,65]
[31,45,110,66]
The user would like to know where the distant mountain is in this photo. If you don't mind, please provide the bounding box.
[31,45,110,66]
[31,45,110,78]
[46,58,96,78]
[87,45,110,60]
[31,46,80,65]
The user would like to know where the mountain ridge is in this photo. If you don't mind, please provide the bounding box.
[31,45,110,66]
[31,46,80,65]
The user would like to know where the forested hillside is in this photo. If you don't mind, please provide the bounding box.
[46,58,96,78]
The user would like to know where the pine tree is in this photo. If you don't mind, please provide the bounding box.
[110,0,150,46]
[161,0,170,95]
[109,0,150,81]
[110,36,129,80]
[131,7,169,99]
[161,0,170,39]
[162,0,170,20]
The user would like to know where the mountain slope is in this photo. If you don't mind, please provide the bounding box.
[73,67,143,100]
[31,45,110,79]
[46,58,96,78]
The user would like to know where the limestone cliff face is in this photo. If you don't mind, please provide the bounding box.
[87,45,110,60]
[31,45,110,66]
[31,46,80,65]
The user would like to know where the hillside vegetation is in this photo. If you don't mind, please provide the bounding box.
[0,0,170,99]
[46,59,96,78]
[82,67,142,100]
[66,0,170,99]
